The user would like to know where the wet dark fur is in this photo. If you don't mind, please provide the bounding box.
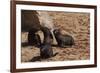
[40,27,54,58]
[28,29,41,46]
[53,29,74,48]
[40,44,53,59]
[41,27,53,44]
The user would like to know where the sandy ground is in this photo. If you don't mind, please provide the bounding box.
[21,11,90,62]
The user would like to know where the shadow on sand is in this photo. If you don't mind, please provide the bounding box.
[29,56,41,62]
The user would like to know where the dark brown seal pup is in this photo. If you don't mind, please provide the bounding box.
[41,27,53,44]
[53,29,74,48]
[40,27,54,58]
